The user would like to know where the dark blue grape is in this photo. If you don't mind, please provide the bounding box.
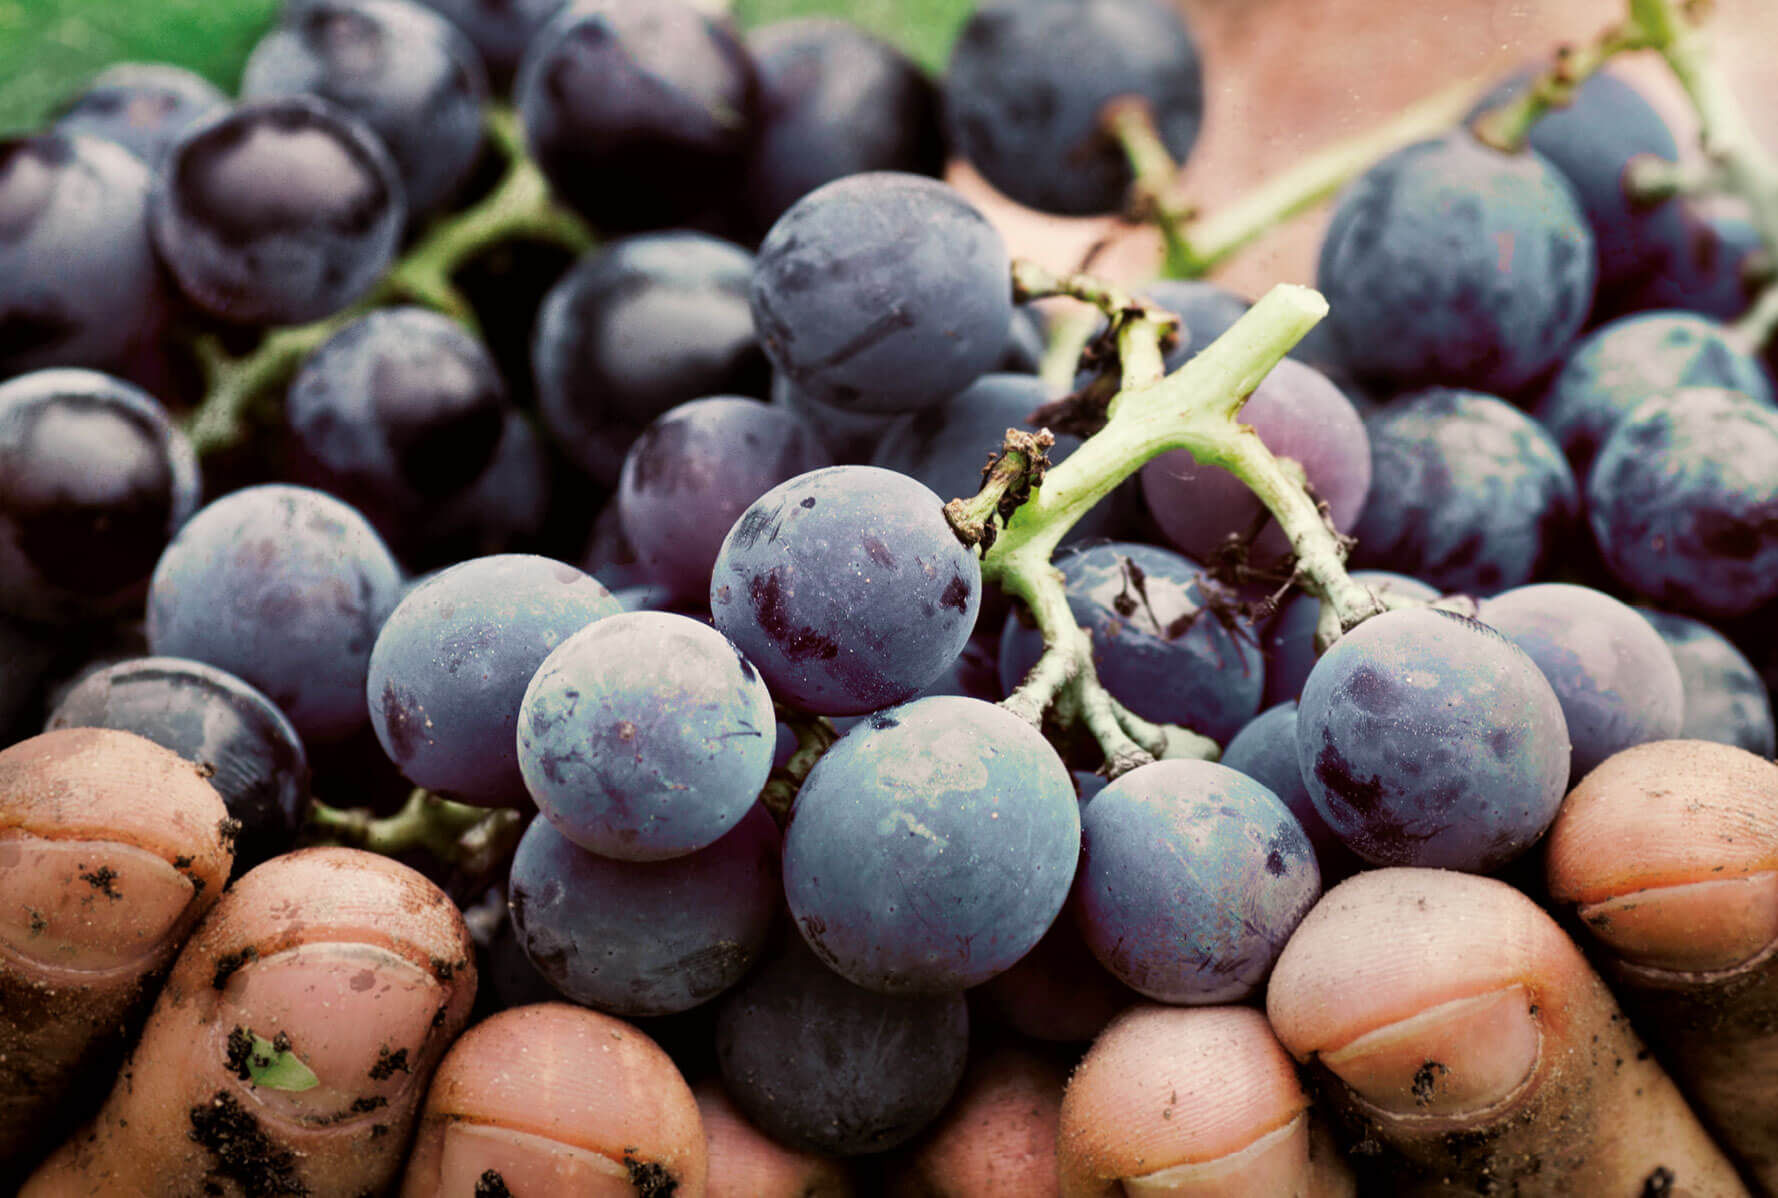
[408,0,566,88]
[0,134,166,376]
[0,369,199,625]
[1072,759,1318,1003]
[1260,570,1439,708]
[618,396,831,602]
[741,18,946,237]
[516,0,759,233]
[0,616,58,745]
[519,611,776,860]
[1317,131,1594,394]
[286,305,509,537]
[1470,67,1684,301]
[870,372,1129,545]
[997,542,1264,743]
[1140,357,1371,566]
[1296,607,1569,871]
[507,804,780,1016]
[1221,701,1365,883]
[242,0,488,220]
[771,372,900,465]
[1619,194,1765,321]
[1478,583,1684,783]
[147,485,403,744]
[944,0,1203,217]
[150,95,404,325]
[716,935,969,1156]
[1640,608,1776,757]
[52,62,228,166]
[1587,387,1778,619]
[999,306,1047,375]
[366,553,620,806]
[1536,311,1773,480]
[710,466,981,717]
[403,409,552,570]
[532,231,769,486]
[783,695,1078,993]
[750,172,1012,414]
[47,657,311,873]
[1352,387,1577,595]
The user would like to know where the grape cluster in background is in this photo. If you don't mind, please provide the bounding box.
[5,0,1778,1192]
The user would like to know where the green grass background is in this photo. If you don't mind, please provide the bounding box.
[0,0,972,134]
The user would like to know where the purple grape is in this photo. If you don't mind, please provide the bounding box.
[1221,701,1365,883]
[1640,608,1776,758]
[408,0,567,88]
[715,935,969,1157]
[1478,583,1684,784]
[997,542,1264,743]
[771,372,900,465]
[0,134,167,376]
[150,95,404,325]
[1352,388,1578,595]
[403,409,552,570]
[618,397,832,602]
[742,18,946,237]
[507,805,780,1016]
[366,553,621,807]
[1140,357,1371,566]
[147,485,403,744]
[1317,131,1594,394]
[750,172,1012,415]
[52,63,228,166]
[1296,607,1570,871]
[1619,194,1765,322]
[783,695,1079,994]
[285,306,509,537]
[944,0,1203,217]
[1072,758,1318,1003]
[242,0,488,220]
[1587,387,1778,619]
[0,369,199,625]
[1260,570,1439,708]
[518,611,776,860]
[1536,311,1773,480]
[710,466,981,717]
[47,657,311,873]
[532,231,769,486]
[515,0,760,233]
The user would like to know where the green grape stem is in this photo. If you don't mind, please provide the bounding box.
[1468,22,1658,152]
[304,789,521,873]
[181,105,593,458]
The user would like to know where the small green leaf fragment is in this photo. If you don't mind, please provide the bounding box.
[246,1031,319,1092]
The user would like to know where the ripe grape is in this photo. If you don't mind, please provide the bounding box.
[408,0,566,88]
[750,172,1012,414]
[1073,758,1319,1003]
[367,553,621,807]
[1296,607,1569,871]
[1260,570,1439,708]
[1640,608,1777,757]
[51,62,227,167]
[1221,701,1364,883]
[945,0,1204,216]
[709,466,981,717]
[151,96,405,325]
[518,611,775,860]
[783,695,1080,993]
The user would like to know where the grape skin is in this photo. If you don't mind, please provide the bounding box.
[782,695,1080,994]
[1260,570,1438,708]
[1073,758,1319,1004]
[52,62,228,167]
[1296,607,1570,872]
[749,172,1013,415]
[506,805,780,1017]
[1221,701,1365,884]
[1640,608,1777,758]
[710,466,981,717]
[147,484,403,745]
[367,553,621,807]
[518,610,775,860]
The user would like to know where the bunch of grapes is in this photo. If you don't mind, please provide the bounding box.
[6,0,1778,1194]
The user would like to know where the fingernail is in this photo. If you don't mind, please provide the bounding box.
[0,833,196,971]
[1320,986,1539,1118]
[1122,1113,1309,1196]
[438,1123,635,1196]
[1577,873,1778,974]
[212,942,453,1126]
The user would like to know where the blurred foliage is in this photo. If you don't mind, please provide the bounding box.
[731,0,972,74]
[0,0,971,135]
[0,0,281,133]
